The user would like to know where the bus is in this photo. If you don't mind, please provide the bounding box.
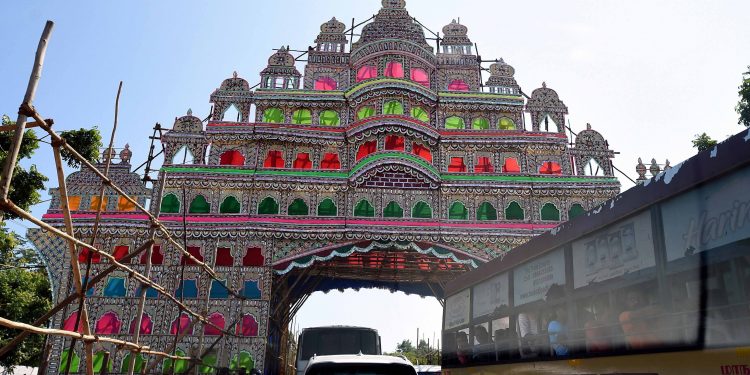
[441,128,750,374]
[296,326,381,374]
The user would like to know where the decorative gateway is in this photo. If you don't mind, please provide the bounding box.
[30,1,620,373]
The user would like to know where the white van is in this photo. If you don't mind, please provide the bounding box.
[296,326,381,375]
[304,354,417,375]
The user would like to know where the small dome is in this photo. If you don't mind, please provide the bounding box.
[267,46,296,67]
[316,17,348,45]
[489,58,515,77]
[102,147,116,163]
[575,123,608,151]
[485,58,520,91]
[219,71,250,92]
[172,109,203,133]
[321,17,346,34]
[441,19,472,46]
[526,83,569,114]
[119,143,132,164]
[442,19,468,37]
[382,0,406,9]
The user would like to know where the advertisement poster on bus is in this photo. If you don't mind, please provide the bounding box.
[572,210,656,289]
[662,166,750,261]
[472,272,509,318]
[444,288,471,329]
[513,249,565,306]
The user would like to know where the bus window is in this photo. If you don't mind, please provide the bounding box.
[456,329,470,365]
[616,280,674,350]
[472,323,493,363]
[579,294,623,353]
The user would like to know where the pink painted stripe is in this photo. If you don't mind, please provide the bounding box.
[43,213,150,220]
[41,213,558,230]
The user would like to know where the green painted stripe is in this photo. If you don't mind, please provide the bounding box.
[162,165,617,184]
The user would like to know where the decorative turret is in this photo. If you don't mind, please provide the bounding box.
[441,20,473,55]
[211,71,253,122]
[526,82,569,133]
[163,109,208,165]
[485,58,520,95]
[315,17,347,53]
[571,123,616,176]
[352,0,431,51]
[260,46,302,89]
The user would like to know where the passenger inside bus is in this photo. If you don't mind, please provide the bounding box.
[584,295,621,352]
[547,307,569,356]
[618,289,667,349]
[456,331,470,365]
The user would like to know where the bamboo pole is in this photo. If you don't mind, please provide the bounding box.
[0,21,53,201]
[0,240,152,357]
[27,111,247,301]
[0,317,192,360]
[27,111,240,288]
[127,173,166,375]
[52,144,94,375]
[0,199,237,338]
[0,119,52,132]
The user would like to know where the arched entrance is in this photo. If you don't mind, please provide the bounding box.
[268,241,483,373]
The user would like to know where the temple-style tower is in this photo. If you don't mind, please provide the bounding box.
[31,1,620,373]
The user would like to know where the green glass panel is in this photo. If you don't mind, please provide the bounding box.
[412,201,432,219]
[505,201,524,220]
[445,116,465,130]
[357,107,376,120]
[189,195,211,214]
[120,354,146,373]
[568,204,585,220]
[262,108,284,123]
[93,352,112,374]
[317,199,337,216]
[410,107,430,122]
[448,202,468,220]
[319,110,340,126]
[353,200,375,217]
[220,196,241,214]
[383,201,404,218]
[472,118,490,130]
[499,117,516,130]
[60,349,80,373]
[292,109,312,125]
[163,350,189,374]
[258,197,279,215]
[383,101,404,115]
[288,199,309,216]
[230,352,254,372]
[199,353,218,374]
[160,194,180,214]
[541,203,561,221]
[476,202,497,221]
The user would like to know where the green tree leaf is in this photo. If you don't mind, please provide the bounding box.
[691,132,718,152]
[60,127,102,168]
[737,66,750,127]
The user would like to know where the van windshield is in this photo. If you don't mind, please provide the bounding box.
[300,330,378,360]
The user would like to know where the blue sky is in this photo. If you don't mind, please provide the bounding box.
[2,0,749,352]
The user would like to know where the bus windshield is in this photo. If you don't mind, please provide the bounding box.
[299,328,380,360]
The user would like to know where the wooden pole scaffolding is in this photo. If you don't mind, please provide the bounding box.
[0,317,192,361]
[127,172,167,375]
[0,20,53,203]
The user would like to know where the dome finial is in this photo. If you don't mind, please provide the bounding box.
[233,71,238,78]
[542,81,547,88]
[586,123,592,130]
[187,108,193,116]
